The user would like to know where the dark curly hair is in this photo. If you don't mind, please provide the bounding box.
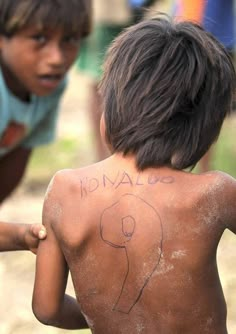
[99,16,236,170]
[0,0,92,38]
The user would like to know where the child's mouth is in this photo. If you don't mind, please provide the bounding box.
[38,74,63,89]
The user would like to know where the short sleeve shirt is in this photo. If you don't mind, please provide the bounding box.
[0,67,67,157]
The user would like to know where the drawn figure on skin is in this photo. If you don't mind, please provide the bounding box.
[100,193,163,314]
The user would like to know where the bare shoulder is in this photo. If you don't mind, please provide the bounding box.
[49,168,83,188]
[45,166,95,198]
[42,164,101,225]
[199,170,236,196]
[44,169,74,203]
[198,170,236,232]
[43,168,88,224]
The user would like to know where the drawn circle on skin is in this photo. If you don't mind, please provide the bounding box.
[122,215,135,241]
[100,193,163,314]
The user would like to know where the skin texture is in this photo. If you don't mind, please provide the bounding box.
[0,147,31,203]
[0,222,46,253]
[0,24,80,203]
[33,153,236,333]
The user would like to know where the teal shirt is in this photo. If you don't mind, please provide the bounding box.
[0,67,67,157]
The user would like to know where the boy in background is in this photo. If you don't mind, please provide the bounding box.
[33,17,236,333]
[0,0,91,204]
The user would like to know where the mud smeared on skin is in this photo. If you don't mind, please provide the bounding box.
[136,321,145,333]
[171,249,187,259]
[44,175,62,222]
[51,203,62,221]
[152,257,174,277]
[44,176,55,202]
[189,175,227,234]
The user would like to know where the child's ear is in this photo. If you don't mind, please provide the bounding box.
[100,112,106,143]
[0,35,6,50]
[100,112,112,152]
[100,113,113,153]
[0,35,3,49]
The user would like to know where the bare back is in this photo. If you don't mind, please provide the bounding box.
[50,155,236,334]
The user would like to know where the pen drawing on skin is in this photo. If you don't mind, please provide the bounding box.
[100,193,163,314]
[79,171,175,198]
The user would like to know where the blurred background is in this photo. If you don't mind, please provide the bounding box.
[0,0,236,333]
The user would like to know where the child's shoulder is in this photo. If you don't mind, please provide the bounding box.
[48,162,102,192]
[204,170,236,232]
[197,170,236,189]
[176,170,236,232]
[172,169,236,211]
[192,170,236,196]
[194,170,236,212]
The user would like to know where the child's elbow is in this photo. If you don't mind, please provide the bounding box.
[32,302,60,327]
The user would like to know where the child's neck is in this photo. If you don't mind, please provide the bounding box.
[0,61,31,102]
[108,153,174,174]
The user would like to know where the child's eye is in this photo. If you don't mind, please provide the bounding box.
[31,34,47,44]
[63,35,80,46]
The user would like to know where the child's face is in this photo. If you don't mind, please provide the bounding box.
[0,25,81,100]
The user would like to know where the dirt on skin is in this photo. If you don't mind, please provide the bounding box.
[0,71,236,334]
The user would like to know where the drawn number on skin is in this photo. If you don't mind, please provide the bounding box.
[100,193,163,314]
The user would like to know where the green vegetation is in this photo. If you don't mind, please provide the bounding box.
[28,138,79,179]
[193,117,236,177]
[25,133,94,187]
[212,118,236,177]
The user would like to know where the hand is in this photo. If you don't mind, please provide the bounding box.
[25,224,47,254]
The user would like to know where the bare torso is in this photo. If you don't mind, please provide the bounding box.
[52,155,230,333]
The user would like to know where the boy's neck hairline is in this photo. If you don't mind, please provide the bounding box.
[111,152,189,173]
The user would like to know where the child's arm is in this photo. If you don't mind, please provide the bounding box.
[0,222,46,253]
[0,147,32,203]
[32,175,88,329]
[220,172,236,234]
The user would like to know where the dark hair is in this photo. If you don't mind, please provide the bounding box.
[99,16,236,171]
[0,0,92,38]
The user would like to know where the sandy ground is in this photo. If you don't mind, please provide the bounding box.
[0,71,236,334]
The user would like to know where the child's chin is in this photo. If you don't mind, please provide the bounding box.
[34,79,62,96]
[33,86,58,97]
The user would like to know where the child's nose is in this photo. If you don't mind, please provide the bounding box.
[47,44,65,67]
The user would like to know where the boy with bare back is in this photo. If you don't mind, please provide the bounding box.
[32,16,236,333]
